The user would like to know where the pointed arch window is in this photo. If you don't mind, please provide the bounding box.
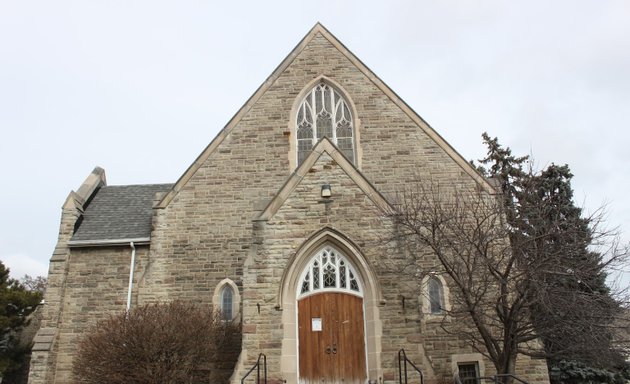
[428,276,444,314]
[213,279,240,322]
[296,83,355,165]
[221,285,234,320]
[298,246,362,298]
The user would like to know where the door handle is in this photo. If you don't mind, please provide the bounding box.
[332,344,337,354]
[325,346,332,354]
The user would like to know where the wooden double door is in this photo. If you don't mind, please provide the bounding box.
[298,292,367,384]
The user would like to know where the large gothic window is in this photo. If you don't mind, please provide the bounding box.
[296,83,355,165]
[298,246,362,297]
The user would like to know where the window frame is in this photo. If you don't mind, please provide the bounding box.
[289,77,361,171]
[420,273,451,317]
[297,246,363,299]
[220,285,234,320]
[295,82,355,166]
[213,278,240,322]
[428,276,444,314]
[451,353,485,384]
[457,362,480,384]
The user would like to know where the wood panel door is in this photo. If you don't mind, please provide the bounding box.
[298,292,366,384]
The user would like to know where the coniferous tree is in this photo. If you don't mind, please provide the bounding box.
[387,133,627,379]
[0,261,42,380]
[478,134,627,378]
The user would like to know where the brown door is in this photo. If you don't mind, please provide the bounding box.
[298,292,366,384]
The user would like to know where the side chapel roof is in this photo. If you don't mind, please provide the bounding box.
[69,184,172,246]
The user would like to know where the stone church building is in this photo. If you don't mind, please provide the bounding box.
[28,24,550,384]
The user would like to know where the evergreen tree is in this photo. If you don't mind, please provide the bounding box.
[0,261,42,380]
[478,134,627,378]
[388,133,627,378]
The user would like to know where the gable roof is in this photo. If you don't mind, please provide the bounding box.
[257,137,392,222]
[156,23,494,209]
[69,184,172,246]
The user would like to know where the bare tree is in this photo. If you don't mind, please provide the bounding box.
[387,180,628,377]
[20,275,46,295]
[72,301,241,384]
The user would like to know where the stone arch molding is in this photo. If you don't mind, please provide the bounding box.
[420,273,451,318]
[212,278,241,322]
[277,227,383,383]
[287,76,363,171]
[277,227,381,309]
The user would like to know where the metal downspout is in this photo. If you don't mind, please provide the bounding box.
[126,242,136,312]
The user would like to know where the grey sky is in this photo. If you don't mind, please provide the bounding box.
[1,1,628,287]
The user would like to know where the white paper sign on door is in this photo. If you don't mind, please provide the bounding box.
[312,318,322,331]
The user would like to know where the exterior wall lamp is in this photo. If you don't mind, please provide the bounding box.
[321,184,332,198]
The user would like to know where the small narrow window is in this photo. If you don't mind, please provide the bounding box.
[428,276,443,314]
[457,362,479,384]
[221,285,234,320]
[296,83,355,165]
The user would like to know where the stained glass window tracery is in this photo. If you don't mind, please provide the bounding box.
[296,83,355,165]
[298,247,361,297]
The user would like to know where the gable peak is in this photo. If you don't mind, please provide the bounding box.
[302,22,345,48]
[309,22,329,35]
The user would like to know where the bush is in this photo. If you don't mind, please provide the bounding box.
[549,360,630,384]
[72,301,240,384]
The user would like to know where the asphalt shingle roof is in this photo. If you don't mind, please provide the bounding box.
[71,184,173,242]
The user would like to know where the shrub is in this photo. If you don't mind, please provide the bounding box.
[72,301,240,384]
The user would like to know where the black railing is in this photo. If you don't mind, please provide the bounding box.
[241,353,267,384]
[475,374,529,384]
[398,349,424,384]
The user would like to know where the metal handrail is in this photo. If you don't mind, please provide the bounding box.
[240,353,267,384]
[398,349,424,384]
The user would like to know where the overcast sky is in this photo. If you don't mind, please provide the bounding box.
[1,1,628,288]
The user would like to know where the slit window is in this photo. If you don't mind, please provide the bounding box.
[221,285,234,320]
[428,276,444,314]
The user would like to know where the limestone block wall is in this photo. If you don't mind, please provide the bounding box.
[37,245,146,384]
[237,154,394,383]
[31,29,550,384]
[142,31,482,318]
[231,153,503,384]
[281,34,479,196]
[29,169,107,384]
[138,27,539,377]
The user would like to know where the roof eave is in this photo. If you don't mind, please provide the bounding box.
[67,237,151,248]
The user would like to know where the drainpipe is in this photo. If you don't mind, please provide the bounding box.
[126,242,136,312]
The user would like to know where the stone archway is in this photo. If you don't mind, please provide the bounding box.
[277,228,382,384]
[296,246,366,383]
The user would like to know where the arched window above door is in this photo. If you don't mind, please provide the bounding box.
[298,246,362,298]
[296,82,355,166]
